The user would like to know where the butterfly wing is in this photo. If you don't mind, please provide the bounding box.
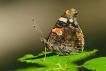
[41,8,84,55]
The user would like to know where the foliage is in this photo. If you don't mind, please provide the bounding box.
[83,57,106,71]
[15,49,99,71]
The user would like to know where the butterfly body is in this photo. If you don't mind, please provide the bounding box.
[40,8,84,55]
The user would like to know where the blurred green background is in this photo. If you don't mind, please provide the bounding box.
[0,0,106,71]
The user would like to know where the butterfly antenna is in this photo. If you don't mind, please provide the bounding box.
[32,18,44,38]
[32,18,46,61]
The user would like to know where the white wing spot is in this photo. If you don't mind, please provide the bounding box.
[69,19,73,22]
[59,17,67,23]
[57,30,63,36]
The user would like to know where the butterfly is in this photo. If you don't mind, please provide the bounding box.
[32,8,84,56]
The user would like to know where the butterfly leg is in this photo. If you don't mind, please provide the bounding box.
[43,45,46,61]
[40,37,48,61]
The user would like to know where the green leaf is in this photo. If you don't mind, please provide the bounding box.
[15,63,78,71]
[17,49,97,71]
[83,57,106,71]
[14,67,37,71]
[60,49,98,62]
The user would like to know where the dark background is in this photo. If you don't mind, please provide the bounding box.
[0,0,106,71]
